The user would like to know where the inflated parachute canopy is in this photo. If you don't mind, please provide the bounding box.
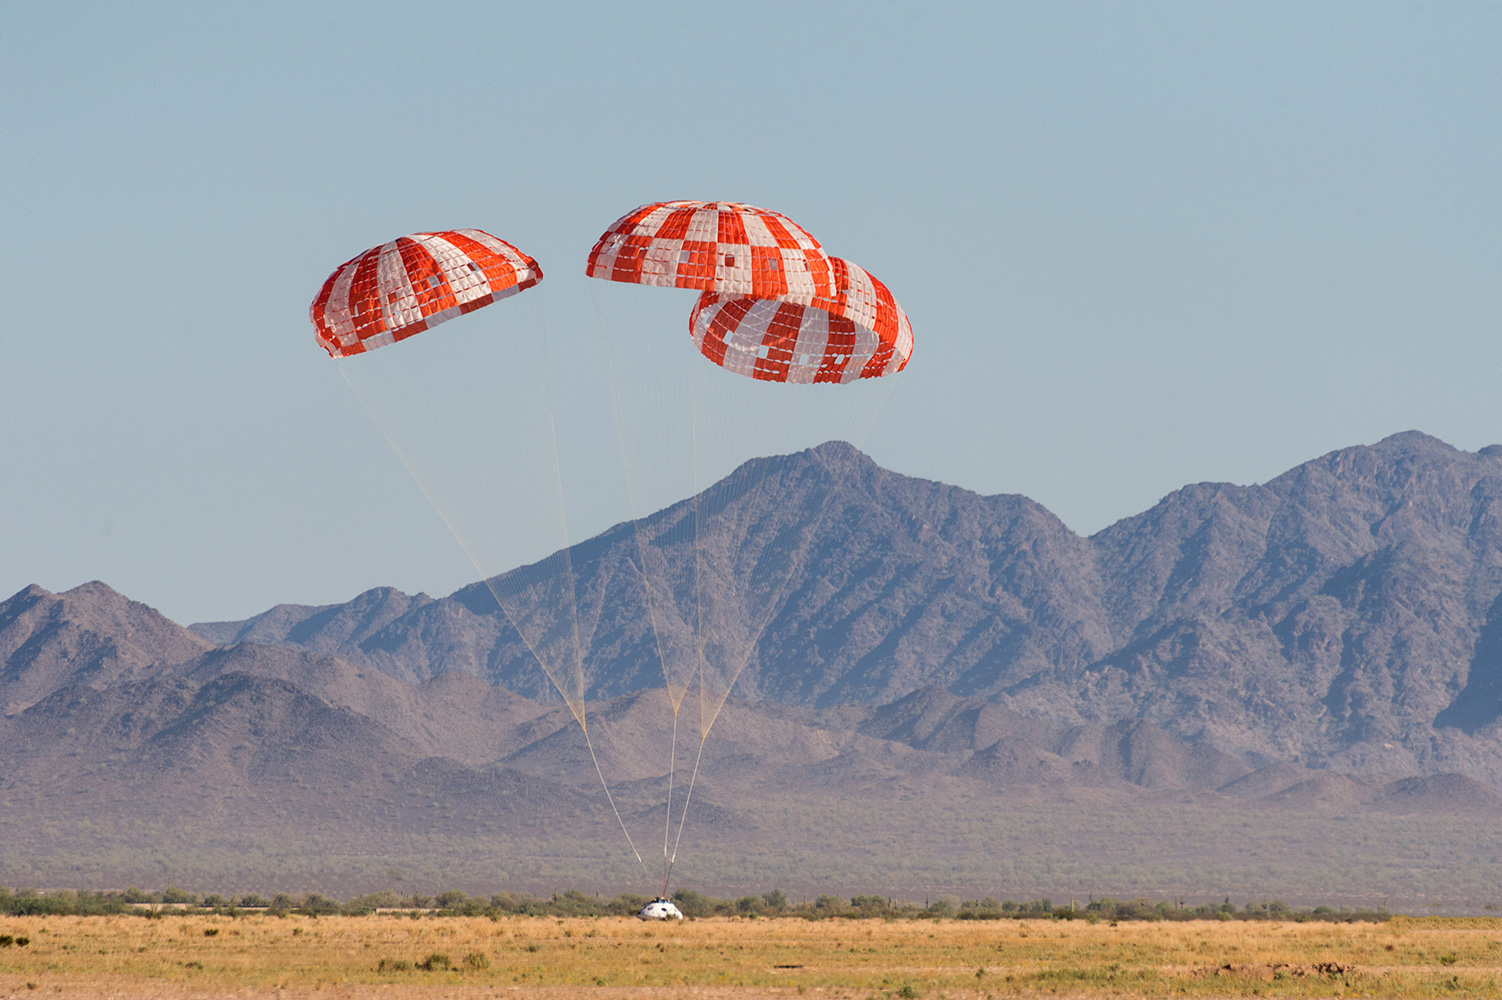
[690,257,913,383]
[585,201,835,304]
[311,229,542,358]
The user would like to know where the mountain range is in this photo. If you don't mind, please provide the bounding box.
[188,431,1502,780]
[3,430,1502,901]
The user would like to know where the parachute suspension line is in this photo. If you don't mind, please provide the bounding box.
[662,706,679,898]
[667,733,708,880]
[523,295,589,722]
[695,378,900,742]
[691,359,709,725]
[539,405,588,714]
[590,284,692,714]
[588,283,693,891]
[690,381,804,739]
[522,305,647,879]
[337,365,571,716]
[582,722,646,872]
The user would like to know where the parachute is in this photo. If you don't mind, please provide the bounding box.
[311,230,541,357]
[689,258,912,383]
[586,201,835,302]
[585,201,913,896]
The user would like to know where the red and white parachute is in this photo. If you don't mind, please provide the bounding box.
[311,229,542,358]
[586,201,912,381]
[689,258,912,383]
[585,201,835,305]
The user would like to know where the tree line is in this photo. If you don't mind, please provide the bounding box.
[0,885,1391,922]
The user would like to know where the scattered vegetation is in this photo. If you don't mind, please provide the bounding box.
[0,912,1496,996]
[0,883,1393,922]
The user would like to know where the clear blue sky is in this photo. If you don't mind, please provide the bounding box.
[3,2,1498,625]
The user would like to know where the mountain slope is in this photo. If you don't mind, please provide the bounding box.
[2,596,1498,899]
[191,432,1502,780]
[1,581,209,714]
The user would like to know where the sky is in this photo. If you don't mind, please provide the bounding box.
[2,2,1498,626]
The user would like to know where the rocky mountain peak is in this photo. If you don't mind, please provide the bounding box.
[155,431,1502,785]
[1,581,209,715]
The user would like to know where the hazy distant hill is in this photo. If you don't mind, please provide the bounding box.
[192,432,1502,781]
[2,584,1497,901]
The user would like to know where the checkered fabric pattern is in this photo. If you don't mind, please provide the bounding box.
[311,230,542,358]
[689,257,913,383]
[585,201,835,304]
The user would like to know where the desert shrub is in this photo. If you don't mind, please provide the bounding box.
[488,892,526,913]
[462,951,490,970]
[672,889,712,918]
[958,897,1001,920]
[552,889,599,917]
[735,896,763,916]
[161,886,196,905]
[417,952,452,971]
[0,888,124,917]
[762,889,788,911]
[851,895,889,915]
[200,894,229,908]
[377,958,411,972]
[299,893,341,915]
[203,928,219,937]
[927,899,954,917]
[239,895,268,908]
[346,890,400,912]
[605,893,648,916]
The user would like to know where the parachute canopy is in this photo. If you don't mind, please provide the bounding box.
[311,229,542,358]
[585,201,834,304]
[689,257,913,383]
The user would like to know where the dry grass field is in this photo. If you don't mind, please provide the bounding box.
[2,913,1501,999]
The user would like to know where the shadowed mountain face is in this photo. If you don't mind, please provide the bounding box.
[185,432,1502,781]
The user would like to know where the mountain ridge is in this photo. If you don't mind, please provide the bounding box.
[179,431,1502,782]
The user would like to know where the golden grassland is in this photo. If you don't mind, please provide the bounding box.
[2,913,1502,998]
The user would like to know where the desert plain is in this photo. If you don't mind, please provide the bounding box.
[3,913,1502,999]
